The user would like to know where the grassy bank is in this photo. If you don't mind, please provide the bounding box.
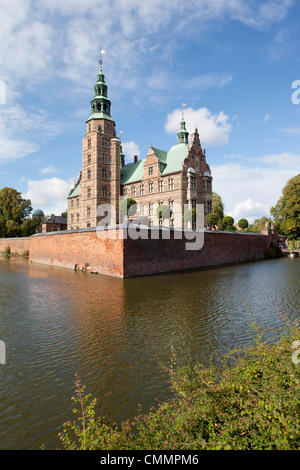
[59,312,300,450]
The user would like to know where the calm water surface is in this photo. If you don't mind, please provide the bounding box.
[0,256,299,449]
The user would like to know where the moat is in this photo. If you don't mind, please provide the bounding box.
[0,256,299,450]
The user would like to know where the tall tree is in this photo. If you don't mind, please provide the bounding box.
[212,192,225,229]
[0,187,33,238]
[270,174,300,238]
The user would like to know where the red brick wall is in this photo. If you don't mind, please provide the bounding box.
[1,228,273,278]
[29,229,124,277]
[123,228,272,277]
[0,237,29,254]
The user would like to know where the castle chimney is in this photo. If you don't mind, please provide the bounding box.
[134,155,138,163]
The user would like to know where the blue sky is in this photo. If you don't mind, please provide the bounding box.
[0,0,299,222]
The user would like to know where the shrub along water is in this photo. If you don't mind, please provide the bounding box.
[59,312,300,450]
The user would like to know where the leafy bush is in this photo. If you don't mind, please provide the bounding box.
[238,218,249,230]
[223,216,236,231]
[206,213,218,229]
[59,311,300,450]
[3,246,10,256]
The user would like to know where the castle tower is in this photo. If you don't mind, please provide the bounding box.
[80,52,121,228]
[177,116,189,144]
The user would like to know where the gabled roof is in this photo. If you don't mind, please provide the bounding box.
[68,181,80,198]
[120,159,145,185]
[46,216,67,225]
[156,143,189,175]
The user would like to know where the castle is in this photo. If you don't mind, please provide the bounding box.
[67,59,213,230]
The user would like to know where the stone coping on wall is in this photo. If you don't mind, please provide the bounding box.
[30,225,270,237]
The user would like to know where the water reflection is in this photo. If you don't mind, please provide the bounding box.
[0,256,299,449]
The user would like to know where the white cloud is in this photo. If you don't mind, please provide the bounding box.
[23,177,73,215]
[39,165,58,174]
[165,107,232,146]
[121,141,140,163]
[211,161,298,223]
[256,152,300,167]
[0,104,60,164]
[280,127,300,135]
[263,113,272,122]
[230,198,268,222]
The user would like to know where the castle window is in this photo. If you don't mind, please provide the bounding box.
[148,182,153,194]
[203,180,207,192]
[140,204,145,216]
[196,158,199,168]
[88,138,91,149]
[132,186,136,197]
[77,198,79,207]
[207,179,212,192]
[87,206,91,218]
[87,168,91,180]
[87,187,91,198]
[189,175,196,190]
[87,153,91,164]
[101,187,107,198]
[148,166,153,176]
[102,168,107,179]
[88,124,91,132]
[169,178,174,190]
[149,203,154,215]
[169,200,174,211]
[71,199,74,208]
[123,187,128,196]
[102,153,107,163]
[76,213,80,223]
[140,184,144,195]
[158,180,164,192]
[71,214,74,223]
[207,200,212,213]
[87,223,91,228]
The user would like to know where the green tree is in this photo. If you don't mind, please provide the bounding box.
[223,216,236,231]
[248,216,269,233]
[20,218,39,237]
[5,220,20,237]
[156,205,172,220]
[238,218,249,231]
[206,213,218,229]
[184,209,196,224]
[0,187,32,238]
[119,198,137,218]
[270,174,300,238]
[212,192,225,229]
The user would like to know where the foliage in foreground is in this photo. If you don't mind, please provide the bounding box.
[59,313,300,450]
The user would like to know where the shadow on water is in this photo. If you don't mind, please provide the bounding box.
[0,256,299,449]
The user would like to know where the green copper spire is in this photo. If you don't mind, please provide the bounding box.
[87,50,113,122]
[177,116,189,144]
